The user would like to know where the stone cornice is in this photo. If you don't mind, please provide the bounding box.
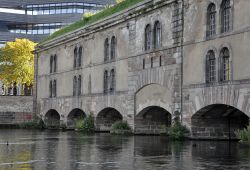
[36,0,175,53]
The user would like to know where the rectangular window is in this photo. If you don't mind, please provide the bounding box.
[143,59,145,69]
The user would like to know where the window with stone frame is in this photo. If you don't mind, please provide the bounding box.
[110,69,115,93]
[143,58,145,69]
[50,55,53,73]
[78,75,82,96]
[154,21,161,49]
[78,46,82,67]
[159,56,162,67]
[221,0,231,33]
[74,47,77,68]
[73,76,77,96]
[50,55,57,73]
[49,80,53,98]
[151,57,154,68]
[110,36,116,60]
[104,38,109,62]
[145,24,152,51]
[219,47,230,81]
[53,79,57,97]
[53,54,57,72]
[206,50,216,83]
[104,70,108,94]
[207,3,216,38]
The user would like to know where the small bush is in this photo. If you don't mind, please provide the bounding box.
[111,121,131,131]
[76,114,95,133]
[168,122,189,140]
[236,126,250,143]
[111,121,132,135]
[19,119,46,129]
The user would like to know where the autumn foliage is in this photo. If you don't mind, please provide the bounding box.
[0,38,36,87]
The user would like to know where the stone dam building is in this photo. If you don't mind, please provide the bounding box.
[35,0,250,139]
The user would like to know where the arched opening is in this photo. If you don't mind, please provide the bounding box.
[135,106,172,135]
[191,104,249,140]
[67,108,86,129]
[96,108,123,132]
[44,109,60,128]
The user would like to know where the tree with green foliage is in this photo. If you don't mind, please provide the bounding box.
[0,38,36,87]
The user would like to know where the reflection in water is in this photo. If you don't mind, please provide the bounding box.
[0,129,249,170]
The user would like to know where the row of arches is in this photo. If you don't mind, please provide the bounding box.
[44,107,123,131]
[43,106,172,133]
[44,104,249,139]
[43,103,249,139]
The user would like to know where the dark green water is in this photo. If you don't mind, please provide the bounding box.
[0,130,250,170]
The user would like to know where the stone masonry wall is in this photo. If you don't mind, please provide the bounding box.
[0,96,33,125]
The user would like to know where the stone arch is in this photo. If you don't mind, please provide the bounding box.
[67,108,86,129]
[135,106,172,135]
[191,104,249,140]
[44,109,60,128]
[134,83,173,135]
[135,83,173,116]
[96,107,123,132]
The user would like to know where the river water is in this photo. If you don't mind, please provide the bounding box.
[0,130,250,170]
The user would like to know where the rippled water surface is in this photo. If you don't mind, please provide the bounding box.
[0,129,250,170]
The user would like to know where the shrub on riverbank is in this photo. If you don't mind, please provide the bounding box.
[110,121,132,135]
[76,114,95,133]
[168,122,189,140]
[18,119,46,129]
[236,126,250,143]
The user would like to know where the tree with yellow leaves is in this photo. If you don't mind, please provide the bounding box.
[0,38,36,88]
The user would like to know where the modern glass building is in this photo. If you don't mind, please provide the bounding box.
[0,0,114,46]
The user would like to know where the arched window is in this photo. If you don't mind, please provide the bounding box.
[220,48,230,81]
[74,47,77,68]
[154,21,161,48]
[207,3,216,37]
[145,24,152,51]
[49,80,53,98]
[73,76,77,96]
[78,75,81,96]
[104,70,108,93]
[110,69,115,93]
[78,46,82,67]
[104,38,109,62]
[53,80,57,97]
[221,0,231,33]
[50,55,53,73]
[110,36,116,60]
[206,50,216,83]
[54,55,57,72]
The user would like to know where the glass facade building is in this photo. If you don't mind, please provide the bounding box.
[0,0,113,46]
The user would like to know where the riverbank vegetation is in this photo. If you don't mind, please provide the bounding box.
[75,114,95,133]
[42,0,144,42]
[110,121,132,135]
[168,122,190,140]
[18,119,46,129]
[236,126,250,144]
